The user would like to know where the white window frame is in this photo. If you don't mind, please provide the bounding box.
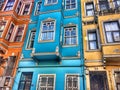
[14,24,26,42]
[26,30,36,49]
[65,0,77,10]
[15,0,23,15]
[2,0,17,11]
[44,0,58,5]
[5,22,15,42]
[39,19,56,42]
[85,1,94,16]
[63,26,78,46]
[20,2,32,15]
[0,20,8,38]
[34,1,42,15]
[36,74,56,90]
[65,74,80,90]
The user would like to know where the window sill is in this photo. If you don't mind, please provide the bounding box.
[38,40,55,43]
[44,2,58,6]
[64,8,77,11]
[62,44,78,47]
[86,49,101,52]
[102,43,120,46]
[83,15,94,18]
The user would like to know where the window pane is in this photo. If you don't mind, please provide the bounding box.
[66,0,76,9]
[41,21,55,41]
[38,75,55,90]
[106,32,113,42]
[89,41,97,49]
[113,32,120,41]
[88,33,96,40]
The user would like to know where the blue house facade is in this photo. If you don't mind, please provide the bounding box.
[13,0,84,90]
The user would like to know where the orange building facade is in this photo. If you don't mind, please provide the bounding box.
[0,0,33,90]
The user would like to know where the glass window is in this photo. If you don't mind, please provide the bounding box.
[114,72,120,90]
[114,0,120,8]
[45,0,57,5]
[104,21,120,43]
[88,30,99,50]
[4,0,15,11]
[99,0,109,11]
[35,1,42,15]
[66,74,79,90]
[37,75,55,90]
[22,4,30,15]
[18,72,33,90]
[41,21,55,41]
[65,0,76,9]
[5,23,14,41]
[27,30,36,49]
[0,21,6,37]
[16,1,22,14]
[85,2,94,16]
[90,71,109,90]
[14,25,24,42]
[64,26,77,45]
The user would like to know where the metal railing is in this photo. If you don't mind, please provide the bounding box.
[95,1,120,15]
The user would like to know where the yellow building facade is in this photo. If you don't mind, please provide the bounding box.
[82,0,120,90]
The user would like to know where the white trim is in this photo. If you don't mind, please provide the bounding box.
[65,73,80,90]
[26,29,36,50]
[36,74,56,90]
[65,0,77,10]
[38,19,56,42]
[34,1,42,16]
[20,2,32,15]
[5,22,15,42]
[13,24,26,42]
[63,24,78,47]
[0,20,8,38]
[2,0,17,11]
[15,0,23,15]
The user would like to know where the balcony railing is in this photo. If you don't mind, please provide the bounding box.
[95,1,120,16]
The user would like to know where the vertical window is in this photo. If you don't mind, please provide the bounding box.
[5,23,14,41]
[41,21,55,41]
[18,72,33,90]
[64,26,77,45]
[35,1,42,15]
[0,21,6,37]
[85,2,94,16]
[0,0,4,10]
[16,1,22,14]
[88,30,99,50]
[22,4,30,15]
[104,21,120,43]
[14,25,25,42]
[114,0,120,8]
[114,71,120,90]
[90,71,109,90]
[65,0,76,9]
[27,30,36,49]
[99,0,109,11]
[37,74,55,90]
[45,0,57,5]
[65,74,79,90]
[4,0,15,11]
